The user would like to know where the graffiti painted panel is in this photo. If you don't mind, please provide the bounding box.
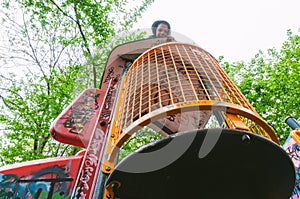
[50,88,105,148]
[283,136,300,198]
[0,154,83,199]
[72,82,119,199]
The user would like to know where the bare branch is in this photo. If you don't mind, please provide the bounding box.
[0,75,19,84]
[21,12,47,78]
[0,87,24,100]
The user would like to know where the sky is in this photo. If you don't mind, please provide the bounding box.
[132,0,300,62]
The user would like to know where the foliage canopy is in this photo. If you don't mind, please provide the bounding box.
[0,0,154,165]
[221,29,300,144]
[0,0,299,166]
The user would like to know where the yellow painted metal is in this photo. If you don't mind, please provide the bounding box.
[102,42,280,172]
[291,129,300,145]
[103,181,118,199]
[226,113,249,131]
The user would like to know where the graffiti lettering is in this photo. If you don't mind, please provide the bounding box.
[286,143,300,161]
[85,129,104,173]
[104,68,114,83]
[101,112,110,119]
[0,166,73,199]
[64,91,101,135]
[75,128,105,199]
[101,86,116,120]
[290,166,300,198]
[167,114,176,122]
[73,83,117,198]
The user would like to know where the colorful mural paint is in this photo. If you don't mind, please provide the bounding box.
[283,135,300,198]
[0,155,83,199]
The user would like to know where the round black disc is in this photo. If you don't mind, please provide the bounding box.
[106,129,295,199]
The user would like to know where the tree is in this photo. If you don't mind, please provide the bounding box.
[118,127,163,161]
[0,66,80,164]
[0,0,154,166]
[221,29,300,144]
[1,0,154,88]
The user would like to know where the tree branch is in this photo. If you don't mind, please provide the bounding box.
[22,12,47,78]
[49,0,91,56]
[73,4,92,56]
[49,0,77,22]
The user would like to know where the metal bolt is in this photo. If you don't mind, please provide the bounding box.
[112,183,118,189]
[111,134,115,138]
[106,193,111,199]
[100,120,106,126]
[106,166,111,171]
[242,134,251,145]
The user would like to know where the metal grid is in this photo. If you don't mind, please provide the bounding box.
[113,43,276,142]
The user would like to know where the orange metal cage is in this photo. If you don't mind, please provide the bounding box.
[105,42,279,165]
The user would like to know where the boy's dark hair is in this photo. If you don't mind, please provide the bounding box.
[151,20,171,35]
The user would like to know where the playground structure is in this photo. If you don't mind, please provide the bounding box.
[0,32,297,199]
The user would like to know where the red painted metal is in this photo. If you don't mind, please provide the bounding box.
[71,79,119,199]
[50,88,106,148]
[0,153,84,198]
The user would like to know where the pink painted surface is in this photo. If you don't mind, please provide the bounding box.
[283,136,300,198]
